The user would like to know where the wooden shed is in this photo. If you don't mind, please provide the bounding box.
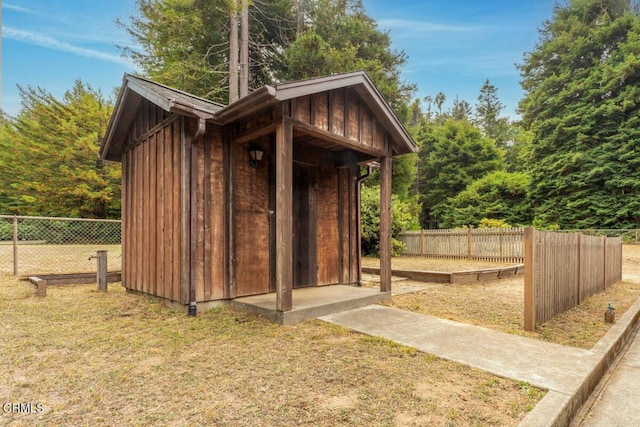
[100,71,417,316]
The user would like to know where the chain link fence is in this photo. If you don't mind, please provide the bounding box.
[0,215,121,276]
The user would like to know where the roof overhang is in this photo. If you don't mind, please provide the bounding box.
[100,71,417,162]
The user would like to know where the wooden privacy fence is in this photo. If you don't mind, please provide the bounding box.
[399,228,524,263]
[524,228,623,331]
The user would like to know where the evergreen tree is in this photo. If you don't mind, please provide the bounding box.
[282,0,414,110]
[119,0,296,104]
[0,82,120,218]
[417,119,505,228]
[475,79,510,148]
[518,0,640,228]
[451,96,473,121]
[436,171,532,228]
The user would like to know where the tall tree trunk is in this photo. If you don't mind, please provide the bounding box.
[297,0,305,35]
[229,0,239,103]
[240,0,249,97]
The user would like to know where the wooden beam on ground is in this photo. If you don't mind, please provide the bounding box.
[379,156,392,292]
[275,120,293,311]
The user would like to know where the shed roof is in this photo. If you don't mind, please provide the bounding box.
[100,71,417,161]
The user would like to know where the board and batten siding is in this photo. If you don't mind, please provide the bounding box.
[122,112,186,302]
[288,88,390,157]
[122,112,226,304]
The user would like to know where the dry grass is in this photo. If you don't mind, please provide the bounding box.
[0,244,122,276]
[367,246,640,349]
[0,276,543,426]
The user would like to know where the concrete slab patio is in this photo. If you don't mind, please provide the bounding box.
[230,285,391,325]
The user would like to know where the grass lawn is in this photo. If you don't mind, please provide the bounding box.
[0,274,544,426]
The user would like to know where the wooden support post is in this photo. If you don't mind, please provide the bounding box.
[36,280,47,298]
[12,215,18,276]
[275,120,293,312]
[524,227,536,331]
[467,228,472,259]
[96,250,108,292]
[379,156,392,292]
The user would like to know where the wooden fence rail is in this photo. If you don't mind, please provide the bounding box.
[399,228,524,263]
[524,228,623,331]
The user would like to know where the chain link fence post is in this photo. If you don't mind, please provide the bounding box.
[12,215,18,276]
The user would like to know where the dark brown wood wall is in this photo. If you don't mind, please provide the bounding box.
[289,88,389,155]
[121,112,186,302]
[234,136,272,297]
[291,144,358,286]
[191,124,226,302]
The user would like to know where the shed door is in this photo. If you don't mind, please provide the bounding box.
[293,163,317,288]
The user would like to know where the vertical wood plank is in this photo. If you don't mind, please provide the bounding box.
[123,149,130,288]
[194,139,205,302]
[379,156,392,292]
[203,132,212,301]
[189,125,199,305]
[337,167,350,284]
[180,118,191,304]
[157,128,165,299]
[163,125,172,300]
[524,227,536,331]
[136,144,143,292]
[172,121,181,302]
[142,137,150,294]
[349,165,358,283]
[149,132,157,296]
[577,233,582,304]
[275,120,293,311]
[602,235,607,289]
[223,125,236,299]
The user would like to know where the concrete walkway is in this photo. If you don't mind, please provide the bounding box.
[575,323,640,426]
[320,298,640,427]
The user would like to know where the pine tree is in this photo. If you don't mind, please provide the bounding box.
[518,0,640,228]
[475,79,510,148]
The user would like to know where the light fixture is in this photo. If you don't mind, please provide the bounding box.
[248,144,264,168]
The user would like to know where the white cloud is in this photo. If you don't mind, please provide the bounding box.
[377,19,480,33]
[2,2,40,15]
[3,26,133,66]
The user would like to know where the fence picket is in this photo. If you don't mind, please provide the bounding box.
[399,228,525,263]
[523,228,623,330]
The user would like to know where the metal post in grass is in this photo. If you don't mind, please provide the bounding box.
[12,215,18,276]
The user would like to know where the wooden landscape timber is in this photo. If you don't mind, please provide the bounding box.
[361,264,524,284]
[99,71,417,318]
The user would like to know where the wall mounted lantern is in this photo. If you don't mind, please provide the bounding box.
[248,144,264,168]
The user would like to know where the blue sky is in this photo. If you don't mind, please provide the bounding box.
[2,0,556,119]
